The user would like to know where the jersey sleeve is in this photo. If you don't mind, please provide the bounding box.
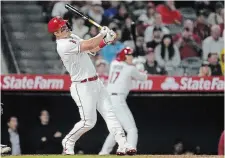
[70,34,94,55]
[131,66,148,81]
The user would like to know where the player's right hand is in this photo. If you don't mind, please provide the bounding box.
[99,26,109,36]
[104,30,117,44]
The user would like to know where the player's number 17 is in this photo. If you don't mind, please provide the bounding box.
[109,72,120,83]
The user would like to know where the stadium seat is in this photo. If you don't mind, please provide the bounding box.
[180,57,202,76]
[15,50,39,59]
[166,67,184,76]
[4,14,43,23]
[41,51,59,60]
[2,1,36,5]
[185,67,199,76]
[2,4,42,15]
[179,7,197,21]
[1,2,63,74]
[18,59,45,69]
[181,57,202,68]
[20,68,48,74]
[39,41,57,51]
[9,31,52,41]
[15,50,59,60]
[166,24,183,35]
[5,22,46,32]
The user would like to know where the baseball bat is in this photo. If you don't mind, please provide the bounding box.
[65,4,102,29]
[131,22,138,57]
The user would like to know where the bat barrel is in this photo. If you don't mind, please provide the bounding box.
[65,4,102,29]
[65,4,87,20]
[65,4,73,11]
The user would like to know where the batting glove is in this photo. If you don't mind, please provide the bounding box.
[104,30,117,44]
[99,26,110,37]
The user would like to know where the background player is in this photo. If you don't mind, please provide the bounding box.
[99,47,148,155]
[47,16,135,155]
[218,130,224,155]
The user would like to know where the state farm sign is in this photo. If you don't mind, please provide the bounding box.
[1,75,65,90]
[161,77,224,91]
[98,75,153,90]
[0,75,224,92]
[180,77,224,90]
[132,80,153,90]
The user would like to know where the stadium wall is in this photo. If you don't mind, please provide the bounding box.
[1,92,224,155]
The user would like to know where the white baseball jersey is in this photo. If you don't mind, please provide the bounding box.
[107,60,148,97]
[56,34,96,81]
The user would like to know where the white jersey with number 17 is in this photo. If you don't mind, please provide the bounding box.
[107,60,148,97]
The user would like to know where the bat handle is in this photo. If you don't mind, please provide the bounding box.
[88,19,102,29]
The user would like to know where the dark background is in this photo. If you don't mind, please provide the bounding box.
[1,91,224,155]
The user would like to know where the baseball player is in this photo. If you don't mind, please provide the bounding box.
[99,47,148,155]
[47,16,135,155]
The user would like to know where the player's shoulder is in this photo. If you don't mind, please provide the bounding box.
[57,35,80,44]
[111,60,123,67]
[56,38,76,46]
[122,63,136,73]
[126,63,136,69]
[71,34,82,40]
[57,38,79,53]
[128,64,140,74]
[111,60,120,64]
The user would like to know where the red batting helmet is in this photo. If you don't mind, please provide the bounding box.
[48,16,67,33]
[116,47,133,61]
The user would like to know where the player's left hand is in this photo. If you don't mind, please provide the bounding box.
[104,30,117,44]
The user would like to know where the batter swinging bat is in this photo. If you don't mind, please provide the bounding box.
[131,22,138,57]
[65,4,102,29]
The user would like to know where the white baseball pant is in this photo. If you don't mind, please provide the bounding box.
[99,94,138,154]
[62,79,127,150]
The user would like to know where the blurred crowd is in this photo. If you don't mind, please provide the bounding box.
[37,0,224,77]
